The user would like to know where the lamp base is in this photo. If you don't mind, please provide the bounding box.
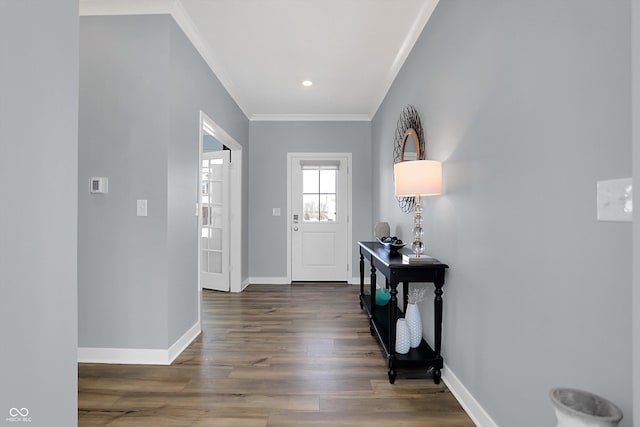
[411,240,424,257]
[412,196,425,257]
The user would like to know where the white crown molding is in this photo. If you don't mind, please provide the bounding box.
[79,0,175,16]
[369,0,440,119]
[79,0,252,119]
[169,1,252,119]
[79,0,437,120]
[251,114,371,122]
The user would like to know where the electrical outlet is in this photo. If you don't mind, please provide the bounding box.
[596,178,632,222]
[137,199,148,217]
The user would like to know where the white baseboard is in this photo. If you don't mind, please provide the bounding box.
[78,321,201,365]
[241,278,251,291]
[78,347,171,365]
[168,321,201,364]
[246,277,290,285]
[442,363,498,427]
[242,276,371,289]
[248,277,369,285]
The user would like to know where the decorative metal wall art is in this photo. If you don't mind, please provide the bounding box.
[393,105,426,213]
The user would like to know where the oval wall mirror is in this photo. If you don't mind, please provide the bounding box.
[400,128,420,161]
[393,106,426,213]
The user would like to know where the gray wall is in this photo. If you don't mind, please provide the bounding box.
[249,121,372,279]
[372,2,632,426]
[79,15,170,349]
[0,0,78,426]
[167,17,249,340]
[79,15,249,350]
[633,0,640,425]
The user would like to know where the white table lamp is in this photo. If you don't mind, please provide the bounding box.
[394,160,442,257]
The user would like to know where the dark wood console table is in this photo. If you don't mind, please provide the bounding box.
[359,241,448,384]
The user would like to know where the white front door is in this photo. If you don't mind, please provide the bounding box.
[290,155,349,282]
[200,150,230,291]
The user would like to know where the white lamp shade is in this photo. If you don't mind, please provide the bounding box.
[394,160,442,196]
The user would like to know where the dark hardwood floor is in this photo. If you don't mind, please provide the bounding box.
[78,283,474,426]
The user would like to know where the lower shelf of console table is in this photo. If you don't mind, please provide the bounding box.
[360,294,441,384]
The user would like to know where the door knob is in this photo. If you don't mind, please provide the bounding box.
[294,226,299,231]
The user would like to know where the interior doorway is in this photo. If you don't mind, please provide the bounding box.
[200,150,230,291]
[198,111,243,305]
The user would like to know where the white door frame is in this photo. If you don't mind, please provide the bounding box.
[198,112,243,317]
[286,152,352,283]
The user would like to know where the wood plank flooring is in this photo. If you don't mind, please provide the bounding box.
[79,283,474,426]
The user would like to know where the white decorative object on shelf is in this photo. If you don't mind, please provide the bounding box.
[549,388,623,427]
[395,319,410,354]
[406,287,427,348]
[405,303,422,348]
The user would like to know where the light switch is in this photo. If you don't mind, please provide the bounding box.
[597,178,632,222]
[137,199,148,217]
[272,208,281,216]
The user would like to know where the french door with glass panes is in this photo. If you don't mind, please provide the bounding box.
[200,150,230,291]
[290,156,349,281]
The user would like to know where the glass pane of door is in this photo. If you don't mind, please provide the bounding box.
[302,167,337,222]
[201,157,224,275]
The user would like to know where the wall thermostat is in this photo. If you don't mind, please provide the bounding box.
[90,177,108,194]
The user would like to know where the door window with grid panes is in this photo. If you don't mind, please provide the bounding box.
[302,166,337,222]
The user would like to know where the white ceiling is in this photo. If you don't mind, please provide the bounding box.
[80,0,439,121]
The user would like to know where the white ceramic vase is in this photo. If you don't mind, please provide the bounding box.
[405,303,422,348]
[395,318,410,354]
[549,388,623,427]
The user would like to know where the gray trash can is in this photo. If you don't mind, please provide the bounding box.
[549,388,623,427]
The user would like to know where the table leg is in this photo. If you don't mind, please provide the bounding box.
[359,253,364,309]
[388,280,398,383]
[433,271,444,384]
[388,360,396,384]
[369,264,377,336]
[403,281,409,313]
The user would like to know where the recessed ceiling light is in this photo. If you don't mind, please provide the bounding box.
[301,80,313,87]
